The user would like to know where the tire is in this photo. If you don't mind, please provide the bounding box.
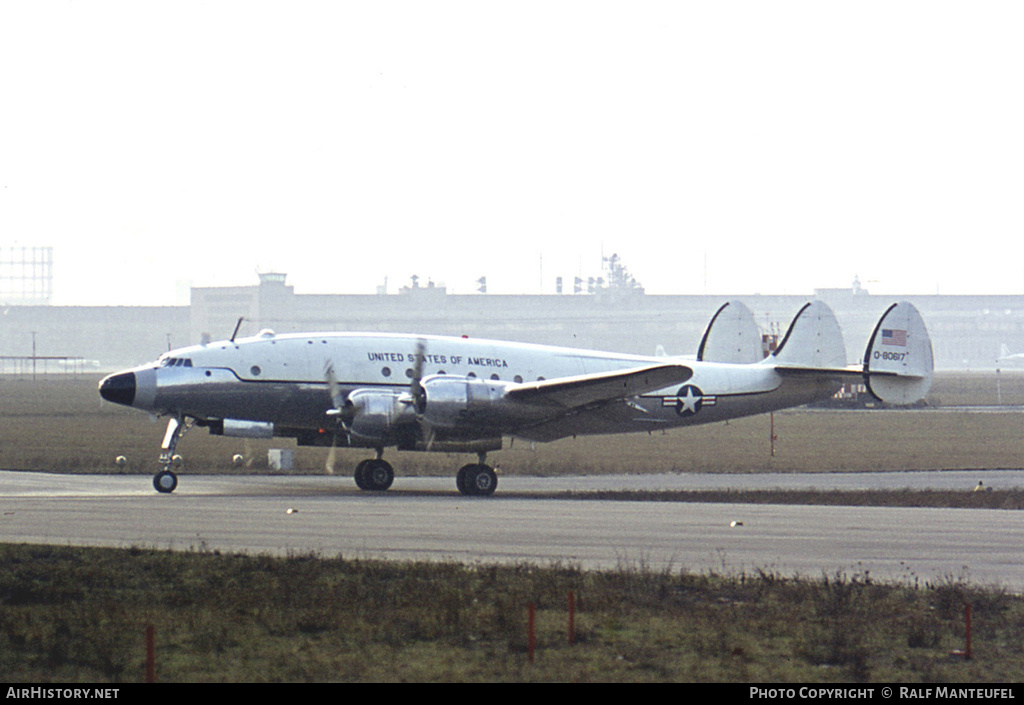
[457,464,497,497]
[456,464,474,495]
[153,469,178,494]
[360,459,394,491]
[354,459,371,490]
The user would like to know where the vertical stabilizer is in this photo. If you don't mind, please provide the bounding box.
[863,302,933,404]
[771,301,847,370]
[697,301,764,364]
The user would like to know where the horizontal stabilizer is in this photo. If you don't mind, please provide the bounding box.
[506,363,692,410]
[863,302,934,404]
[697,300,764,364]
[770,301,847,371]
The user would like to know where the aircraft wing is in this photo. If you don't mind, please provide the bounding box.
[506,363,692,410]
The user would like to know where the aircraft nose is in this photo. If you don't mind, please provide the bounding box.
[99,371,136,406]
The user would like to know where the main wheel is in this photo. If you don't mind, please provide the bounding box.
[354,459,372,490]
[356,458,394,491]
[153,469,178,494]
[457,464,497,497]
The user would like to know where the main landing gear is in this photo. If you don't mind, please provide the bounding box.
[354,450,395,491]
[352,450,498,496]
[456,461,498,497]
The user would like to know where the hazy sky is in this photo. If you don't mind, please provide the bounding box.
[2,1,1022,306]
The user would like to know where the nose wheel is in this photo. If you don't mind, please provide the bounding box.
[153,469,178,494]
[152,415,191,494]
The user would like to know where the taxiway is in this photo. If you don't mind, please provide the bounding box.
[1,470,1022,590]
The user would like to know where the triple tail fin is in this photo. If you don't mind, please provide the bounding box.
[768,299,934,405]
[770,300,848,371]
[862,301,934,404]
[697,300,765,364]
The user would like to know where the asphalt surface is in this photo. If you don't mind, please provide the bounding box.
[2,470,1023,590]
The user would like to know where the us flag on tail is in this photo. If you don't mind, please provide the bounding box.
[881,329,907,346]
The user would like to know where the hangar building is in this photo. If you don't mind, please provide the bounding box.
[1,272,1022,372]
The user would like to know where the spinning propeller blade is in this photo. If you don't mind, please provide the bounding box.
[410,338,427,414]
[404,339,434,448]
[323,361,346,474]
[324,361,344,413]
[325,440,337,475]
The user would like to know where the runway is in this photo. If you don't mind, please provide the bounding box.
[2,470,1024,591]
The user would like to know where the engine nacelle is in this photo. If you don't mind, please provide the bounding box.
[419,375,508,429]
[341,377,513,446]
[345,388,413,443]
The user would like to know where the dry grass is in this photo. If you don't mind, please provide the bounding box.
[1,543,1022,683]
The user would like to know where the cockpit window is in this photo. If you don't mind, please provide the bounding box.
[160,358,193,367]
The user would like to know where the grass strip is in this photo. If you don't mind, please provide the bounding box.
[0,543,1022,682]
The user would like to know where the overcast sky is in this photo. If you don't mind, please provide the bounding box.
[2,1,1022,306]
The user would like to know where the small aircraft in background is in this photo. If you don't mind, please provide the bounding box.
[99,300,933,496]
[998,344,1024,366]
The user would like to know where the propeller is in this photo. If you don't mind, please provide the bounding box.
[409,338,427,414]
[323,361,346,475]
[325,361,345,415]
[403,338,435,449]
[325,438,337,475]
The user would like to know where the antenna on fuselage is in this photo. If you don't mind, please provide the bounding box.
[230,317,246,342]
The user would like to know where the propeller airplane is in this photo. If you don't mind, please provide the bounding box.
[99,300,933,496]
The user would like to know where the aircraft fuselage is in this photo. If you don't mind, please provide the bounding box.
[103,331,838,446]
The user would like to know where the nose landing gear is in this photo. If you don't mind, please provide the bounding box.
[153,416,192,494]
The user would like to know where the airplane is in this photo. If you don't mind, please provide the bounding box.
[998,344,1024,365]
[98,299,934,496]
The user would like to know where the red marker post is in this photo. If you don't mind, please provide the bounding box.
[568,591,576,646]
[951,603,973,660]
[965,603,973,660]
[528,603,536,664]
[145,625,156,683]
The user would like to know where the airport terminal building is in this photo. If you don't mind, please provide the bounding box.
[2,272,1023,372]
